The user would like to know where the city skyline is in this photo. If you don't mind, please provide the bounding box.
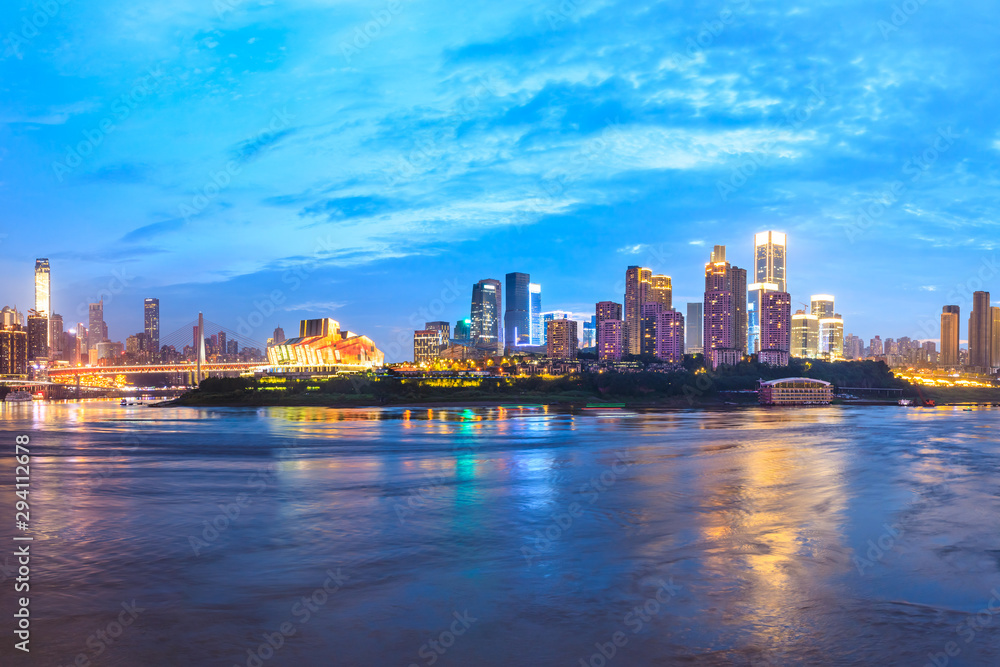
[2,229,995,364]
[3,2,1000,361]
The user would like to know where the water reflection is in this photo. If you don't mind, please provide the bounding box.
[0,403,998,665]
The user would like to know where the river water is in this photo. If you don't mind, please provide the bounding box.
[1,402,999,666]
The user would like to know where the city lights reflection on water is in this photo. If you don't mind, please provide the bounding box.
[0,402,998,665]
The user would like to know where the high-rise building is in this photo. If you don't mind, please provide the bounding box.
[2,306,23,328]
[820,315,845,360]
[655,310,685,364]
[529,283,542,346]
[686,302,703,355]
[542,311,573,345]
[272,327,285,345]
[791,310,819,358]
[76,323,88,358]
[754,231,786,291]
[731,266,747,355]
[582,317,596,349]
[806,295,843,360]
[704,246,737,368]
[0,326,28,377]
[640,303,663,356]
[89,301,105,350]
[471,279,502,353]
[504,272,531,350]
[968,291,992,369]
[596,301,623,356]
[547,317,579,360]
[759,291,791,366]
[598,319,623,361]
[27,312,48,362]
[648,275,672,311]
[425,321,451,349]
[624,266,652,355]
[34,259,51,317]
[454,318,471,344]
[992,307,1000,368]
[940,305,961,367]
[596,301,622,322]
[870,336,884,357]
[49,314,64,360]
[144,298,160,360]
[844,334,863,360]
[810,295,835,320]
[413,329,439,363]
[749,231,786,354]
[96,340,123,362]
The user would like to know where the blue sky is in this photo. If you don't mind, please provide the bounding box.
[2,0,999,360]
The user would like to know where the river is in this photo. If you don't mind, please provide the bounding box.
[1,402,998,666]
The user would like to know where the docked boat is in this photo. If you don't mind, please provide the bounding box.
[899,399,914,406]
[4,391,33,403]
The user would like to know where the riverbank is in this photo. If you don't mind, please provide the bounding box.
[160,386,1000,409]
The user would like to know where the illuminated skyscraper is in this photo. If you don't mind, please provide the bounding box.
[686,302,703,354]
[755,231,786,291]
[27,312,48,362]
[820,315,845,360]
[791,310,819,358]
[624,266,652,356]
[0,326,28,377]
[454,318,471,344]
[582,316,596,349]
[648,275,672,311]
[425,321,450,349]
[704,246,740,368]
[992,307,1000,368]
[34,258,50,317]
[810,295,835,319]
[144,298,160,360]
[546,317,578,360]
[596,301,622,356]
[640,303,663,356]
[748,231,786,354]
[504,272,531,350]
[49,314,64,360]
[731,266,747,355]
[529,283,542,346]
[1,306,23,328]
[655,310,685,364]
[759,291,791,366]
[598,319,623,361]
[936,308,956,367]
[89,301,106,350]
[471,279,501,353]
[413,329,439,363]
[968,291,992,369]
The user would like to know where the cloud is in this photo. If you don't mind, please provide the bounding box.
[282,301,347,313]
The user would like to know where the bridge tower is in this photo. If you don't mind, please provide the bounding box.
[196,312,206,385]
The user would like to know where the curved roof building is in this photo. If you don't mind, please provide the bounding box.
[266,318,384,371]
[758,377,833,405]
